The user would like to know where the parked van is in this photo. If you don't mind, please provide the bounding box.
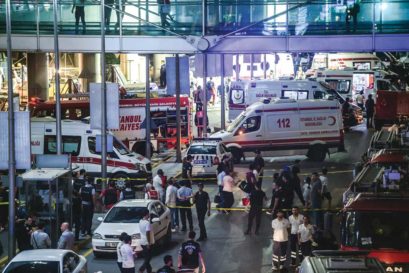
[316,69,397,100]
[31,118,151,182]
[228,79,332,120]
[213,99,344,162]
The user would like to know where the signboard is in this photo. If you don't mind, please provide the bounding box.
[0,111,31,170]
[194,54,233,77]
[90,82,120,130]
[165,56,190,96]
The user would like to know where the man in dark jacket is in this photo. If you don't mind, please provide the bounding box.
[365,94,375,128]
[245,184,267,235]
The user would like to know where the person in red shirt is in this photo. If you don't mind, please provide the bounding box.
[99,181,119,211]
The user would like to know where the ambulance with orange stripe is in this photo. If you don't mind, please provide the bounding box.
[30,118,151,182]
[212,99,344,163]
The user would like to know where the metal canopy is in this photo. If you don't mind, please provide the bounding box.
[20,168,71,181]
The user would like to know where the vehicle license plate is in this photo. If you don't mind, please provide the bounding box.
[106,242,118,247]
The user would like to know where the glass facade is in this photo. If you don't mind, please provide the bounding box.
[0,0,409,36]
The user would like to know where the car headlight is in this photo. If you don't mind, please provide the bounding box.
[132,233,141,239]
[93,233,103,239]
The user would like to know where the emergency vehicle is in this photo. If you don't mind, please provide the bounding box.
[307,53,382,76]
[228,79,334,120]
[374,91,409,130]
[315,69,396,100]
[30,118,151,181]
[186,138,232,177]
[341,192,409,273]
[212,99,344,163]
[30,96,193,156]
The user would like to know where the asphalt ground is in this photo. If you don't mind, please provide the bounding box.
[78,123,372,273]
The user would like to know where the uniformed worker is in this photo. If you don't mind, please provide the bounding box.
[73,169,87,193]
[245,183,267,235]
[157,255,176,273]
[79,179,96,236]
[178,231,206,273]
[120,182,136,200]
[272,211,290,271]
[193,183,210,241]
[289,206,304,266]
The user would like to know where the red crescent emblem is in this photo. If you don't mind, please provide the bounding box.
[328,116,336,126]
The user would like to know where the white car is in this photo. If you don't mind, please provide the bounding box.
[92,199,171,257]
[187,138,232,177]
[2,249,87,273]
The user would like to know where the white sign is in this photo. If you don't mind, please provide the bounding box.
[90,82,120,130]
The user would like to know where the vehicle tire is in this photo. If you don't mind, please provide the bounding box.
[164,224,172,245]
[131,141,154,158]
[374,119,383,131]
[230,148,242,164]
[93,251,103,259]
[307,144,327,162]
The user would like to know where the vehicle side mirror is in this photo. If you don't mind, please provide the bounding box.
[97,217,103,222]
[151,217,160,223]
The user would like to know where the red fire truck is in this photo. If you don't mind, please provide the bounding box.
[374,90,409,130]
[30,96,193,156]
[341,149,409,273]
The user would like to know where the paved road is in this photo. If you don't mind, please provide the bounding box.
[81,124,373,273]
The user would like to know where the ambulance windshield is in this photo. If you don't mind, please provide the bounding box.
[113,137,131,155]
[227,113,246,133]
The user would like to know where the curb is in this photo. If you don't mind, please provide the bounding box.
[0,237,92,268]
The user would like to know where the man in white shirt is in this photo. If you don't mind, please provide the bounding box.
[165,178,179,232]
[139,209,152,273]
[57,222,75,250]
[288,207,304,266]
[121,234,136,273]
[271,211,290,271]
[31,222,51,249]
[116,232,128,272]
[320,168,332,209]
[153,169,165,202]
[298,215,314,261]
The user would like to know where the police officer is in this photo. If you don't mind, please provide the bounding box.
[245,184,267,235]
[120,182,136,200]
[178,231,206,273]
[193,183,210,241]
[73,169,87,193]
[253,150,265,188]
[72,191,82,240]
[79,179,96,236]
[100,181,118,211]
[157,255,176,273]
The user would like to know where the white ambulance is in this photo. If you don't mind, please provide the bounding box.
[228,79,332,120]
[30,118,152,181]
[315,69,397,101]
[213,99,344,162]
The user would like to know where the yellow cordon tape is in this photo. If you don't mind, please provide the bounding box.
[167,205,342,212]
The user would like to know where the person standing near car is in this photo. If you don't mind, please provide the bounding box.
[100,181,118,211]
[221,169,235,213]
[178,231,206,273]
[117,232,128,273]
[153,169,165,202]
[310,172,323,229]
[177,180,194,232]
[57,222,75,250]
[245,184,266,235]
[182,155,193,186]
[139,209,153,273]
[289,207,304,267]
[120,182,136,200]
[165,178,179,232]
[31,222,51,249]
[79,179,96,236]
[320,168,332,210]
[253,150,265,188]
[121,234,136,273]
[193,183,210,241]
[365,94,375,128]
[271,211,290,271]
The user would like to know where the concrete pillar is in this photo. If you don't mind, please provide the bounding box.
[27,53,49,100]
[78,53,101,92]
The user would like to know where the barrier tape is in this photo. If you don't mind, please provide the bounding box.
[167,204,342,212]
[91,169,353,182]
